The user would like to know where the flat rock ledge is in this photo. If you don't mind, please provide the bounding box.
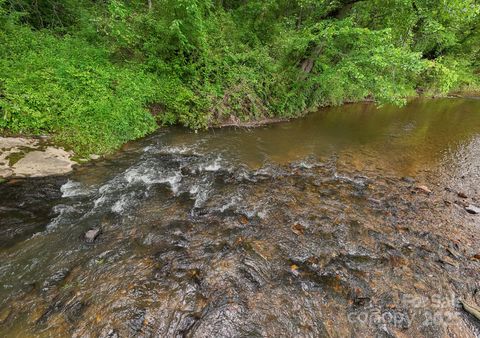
[0,137,77,178]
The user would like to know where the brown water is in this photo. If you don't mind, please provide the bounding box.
[1,98,480,337]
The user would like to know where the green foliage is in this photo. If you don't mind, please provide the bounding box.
[0,0,479,154]
[351,0,480,92]
[3,0,90,31]
[420,57,479,95]
[0,24,158,155]
[275,20,424,111]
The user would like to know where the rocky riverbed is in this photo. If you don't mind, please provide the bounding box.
[1,98,480,337]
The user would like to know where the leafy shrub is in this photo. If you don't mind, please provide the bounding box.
[0,25,158,154]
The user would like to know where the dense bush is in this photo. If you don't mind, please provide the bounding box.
[0,23,159,154]
[0,0,478,154]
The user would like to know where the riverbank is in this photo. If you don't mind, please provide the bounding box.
[1,95,479,179]
[2,0,479,161]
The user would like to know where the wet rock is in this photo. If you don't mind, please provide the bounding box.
[240,258,269,289]
[128,308,146,335]
[191,303,249,337]
[402,176,415,184]
[85,228,100,243]
[175,314,201,336]
[42,268,70,292]
[65,300,86,323]
[458,191,468,199]
[465,205,480,214]
[414,185,432,194]
[36,299,64,325]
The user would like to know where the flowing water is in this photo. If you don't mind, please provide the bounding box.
[1,98,480,337]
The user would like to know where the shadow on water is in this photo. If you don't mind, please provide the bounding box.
[0,98,480,337]
[0,177,67,248]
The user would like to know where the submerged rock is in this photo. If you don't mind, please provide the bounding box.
[402,176,416,184]
[42,268,70,292]
[0,308,11,323]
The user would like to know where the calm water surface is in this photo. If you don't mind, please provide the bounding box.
[0,98,480,337]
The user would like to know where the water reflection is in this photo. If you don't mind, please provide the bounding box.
[160,98,480,176]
